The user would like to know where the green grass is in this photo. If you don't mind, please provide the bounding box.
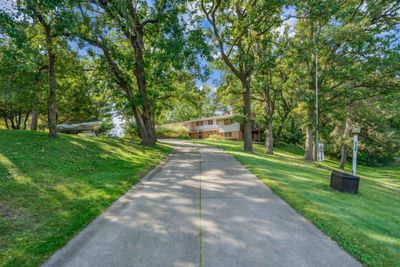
[0,130,172,266]
[192,139,400,267]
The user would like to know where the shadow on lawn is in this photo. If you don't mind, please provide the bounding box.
[193,139,400,265]
[43,140,358,267]
[0,130,170,266]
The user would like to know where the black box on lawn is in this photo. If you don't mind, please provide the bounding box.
[330,170,360,194]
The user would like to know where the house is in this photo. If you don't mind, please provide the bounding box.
[167,114,262,141]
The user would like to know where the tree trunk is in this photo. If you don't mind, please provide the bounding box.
[11,112,21,129]
[265,118,273,154]
[3,115,9,129]
[36,8,58,137]
[17,110,22,129]
[339,118,352,169]
[23,112,29,130]
[275,124,283,147]
[31,90,40,131]
[132,32,156,146]
[275,111,289,147]
[31,111,38,131]
[305,20,316,161]
[305,105,314,161]
[242,79,253,152]
[45,30,58,138]
[339,145,348,169]
[124,85,154,145]
[132,107,151,144]
[10,115,16,129]
[263,84,273,154]
[131,107,143,139]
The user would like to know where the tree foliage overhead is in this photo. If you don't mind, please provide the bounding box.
[212,0,399,164]
[200,0,284,152]
[0,0,399,163]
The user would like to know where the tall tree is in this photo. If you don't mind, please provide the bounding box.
[201,0,282,152]
[291,1,341,161]
[34,7,57,136]
[253,25,291,154]
[84,0,162,145]
[16,0,70,137]
[71,0,208,145]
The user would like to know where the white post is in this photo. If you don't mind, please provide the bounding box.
[319,143,324,161]
[352,134,358,175]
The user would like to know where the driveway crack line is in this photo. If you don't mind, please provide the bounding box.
[199,149,203,267]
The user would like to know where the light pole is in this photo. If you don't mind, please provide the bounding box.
[352,127,361,175]
[314,23,321,162]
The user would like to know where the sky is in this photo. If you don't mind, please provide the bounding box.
[0,0,15,14]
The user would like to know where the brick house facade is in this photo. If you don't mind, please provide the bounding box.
[165,114,261,141]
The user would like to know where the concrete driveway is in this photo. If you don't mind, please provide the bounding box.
[43,140,360,267]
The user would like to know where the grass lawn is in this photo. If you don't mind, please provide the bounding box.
[192,139,400,267]
[0,130,172,267]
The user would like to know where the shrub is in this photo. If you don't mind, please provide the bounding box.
[156,124,190,139]
[124,121,140,138]
[208,134,224,140]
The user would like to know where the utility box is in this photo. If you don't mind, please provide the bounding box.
[330,170,360,194]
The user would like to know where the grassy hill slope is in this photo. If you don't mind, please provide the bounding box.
[193,139,400,267]
[0,130,172,266]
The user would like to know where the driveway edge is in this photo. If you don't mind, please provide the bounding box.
[41,145,176,267]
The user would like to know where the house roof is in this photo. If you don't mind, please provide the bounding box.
[160,114,236,127]
[182,114,236,123]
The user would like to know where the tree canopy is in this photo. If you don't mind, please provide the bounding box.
[0,0,398,164]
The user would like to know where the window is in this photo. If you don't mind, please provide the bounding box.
[208,120,213,125]
[224,119,232,125]
[224,132,232,138]
[196,121,203,126]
